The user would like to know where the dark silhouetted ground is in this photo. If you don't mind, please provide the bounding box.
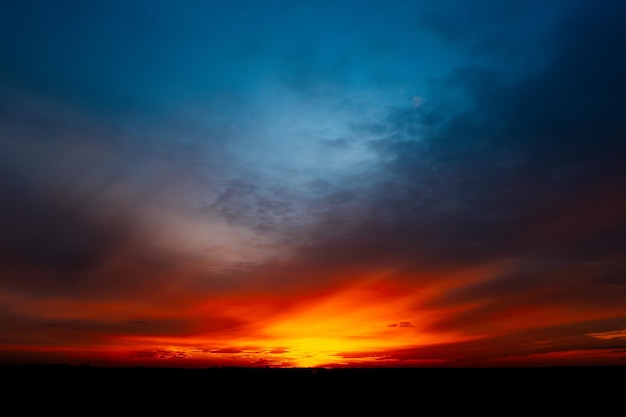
[2,364,622,411]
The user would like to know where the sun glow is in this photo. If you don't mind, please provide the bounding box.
[98,272,495,368]
[201,278,468,368]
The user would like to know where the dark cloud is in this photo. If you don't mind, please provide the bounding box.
[388,322,413,328]
[292,1,626,276]
[209,348,244,354]
[129,350,190,360]
[0,311,208,346]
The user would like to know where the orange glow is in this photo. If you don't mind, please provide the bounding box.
[487,348,626,367]
[2,260,625,368]
[104,272,490,368]
[251,282,450,367]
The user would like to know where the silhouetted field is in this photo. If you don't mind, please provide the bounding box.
[2,364,622,410]
[3,363,624,386]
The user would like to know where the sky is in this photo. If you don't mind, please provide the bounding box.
[1,0,625,369]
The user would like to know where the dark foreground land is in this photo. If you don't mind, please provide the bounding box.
[4,362,625,379]
[3,363,624,386]
[2,364,623,409]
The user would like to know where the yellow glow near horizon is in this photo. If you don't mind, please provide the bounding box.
[209,279,468,368]
[106,275,490,368]
[102,266,512,367]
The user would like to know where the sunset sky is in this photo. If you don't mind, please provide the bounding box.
[1,0,626,369]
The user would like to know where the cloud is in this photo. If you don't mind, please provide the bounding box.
[130,350,190,360]
[411,96,424,108]
[293,0,626,273]
[388,322,413,328]
[588,330,626,341]
[209,348,244,354]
